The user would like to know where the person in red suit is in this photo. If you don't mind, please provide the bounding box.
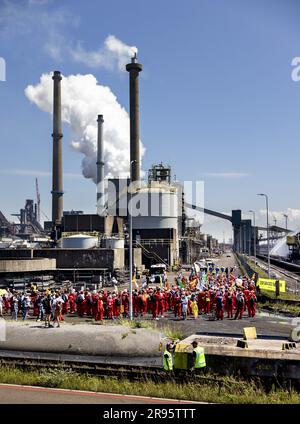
[84,291,92,316]
[174,293,182,318]
[147,289,154,316]
[102,290,108,318]
[68,291,76,314]
[163,289,170,314]
[225,290,234,318]
[249,290,257,318]
[234,289,245,320]
[243,287,251,317]
[151,289,158,319]
[76,291,84,317]
[95,296,104,322]
[215,292,225,320]
[197,290,206,315]
[155,288,165,318]
[106,295,114,319]
[137,290,145,316]
[91,292,99,320]
[32,292,39,317]
[171,287,178,313]
[133,289,139,317]
[113,293,121,318]
[121,290,129,318]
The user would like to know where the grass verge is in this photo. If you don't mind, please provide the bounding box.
[94,317,186,341]
[0,367,299,404]
[258,300,300,317]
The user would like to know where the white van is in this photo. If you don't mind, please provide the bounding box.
[150,263,167,284]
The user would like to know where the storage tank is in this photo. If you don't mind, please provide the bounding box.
[131,186,178,230]
[60,234,98,249]
[102,237,125,249]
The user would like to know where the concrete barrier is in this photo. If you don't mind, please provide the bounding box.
[0,259,56,273]
[0,322,163,357]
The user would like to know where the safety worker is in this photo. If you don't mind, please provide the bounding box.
[191,340,206,370]
[162,342,174,372]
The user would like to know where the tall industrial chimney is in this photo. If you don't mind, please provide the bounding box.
[126,53,142,183]
[97,114,105,216]
[51,71,63,227]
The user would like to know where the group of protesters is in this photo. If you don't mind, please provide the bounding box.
[0,262,257,325]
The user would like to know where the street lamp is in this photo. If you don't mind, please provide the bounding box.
[129,159,137,320]
[283,214,288,231]
[249,210,256,271]
[257,193,270,278]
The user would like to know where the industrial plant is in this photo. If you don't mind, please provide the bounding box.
[0,54,297,288]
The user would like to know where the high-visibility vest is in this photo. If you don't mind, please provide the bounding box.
[162,350,173,371]
[193,346,206,368]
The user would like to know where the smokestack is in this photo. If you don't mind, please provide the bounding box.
[126,53,142,183]
[97,114,105,216]
[51,71,63,226]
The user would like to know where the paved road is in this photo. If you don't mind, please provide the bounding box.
[1,253,293,339]
[0,384,201,404]
[156,252,293,338]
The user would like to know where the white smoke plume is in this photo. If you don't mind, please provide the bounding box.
[70,35,138,71]
[259,208,300,224]
[25,72,145,182]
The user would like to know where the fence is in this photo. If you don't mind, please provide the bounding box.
[234,252,259,281]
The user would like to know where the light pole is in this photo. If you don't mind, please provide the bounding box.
[249,210,256,271]
[129,159,136,320]
[257,193,270,278]
[283,213,288,231]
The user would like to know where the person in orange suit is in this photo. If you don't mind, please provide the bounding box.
[68,291,76,314]
[95,296,104,322]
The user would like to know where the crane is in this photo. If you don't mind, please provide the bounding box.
[35,177,41,224]
[41,210,51,221]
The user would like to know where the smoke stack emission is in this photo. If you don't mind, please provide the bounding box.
[97,114,105,216]
[126,53,142,183]
[51,71,63,226]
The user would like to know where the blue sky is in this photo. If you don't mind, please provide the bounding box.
[0,0,300,241]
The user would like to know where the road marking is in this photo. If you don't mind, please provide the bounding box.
[0,383,203,403]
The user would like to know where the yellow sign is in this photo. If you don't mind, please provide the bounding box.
[257,278,286,293]
[243,327,257,340]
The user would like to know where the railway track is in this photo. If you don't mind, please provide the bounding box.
[0,349,299,390]
[255,255,300,295]
[257,255,300,276]
[0,349,240,391]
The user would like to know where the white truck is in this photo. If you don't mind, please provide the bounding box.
[149,263,167,285]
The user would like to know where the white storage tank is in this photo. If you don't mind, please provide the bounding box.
[131,186,179,230]
[102,237,125,249]
[60,234,98,249]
